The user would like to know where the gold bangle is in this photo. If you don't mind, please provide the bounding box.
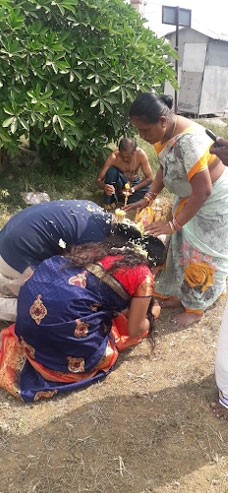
[169,221,175,233]
[145,196,151,203]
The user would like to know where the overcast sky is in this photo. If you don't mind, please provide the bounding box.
[141,0,228,37]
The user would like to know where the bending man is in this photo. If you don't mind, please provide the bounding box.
[0,200,113,321]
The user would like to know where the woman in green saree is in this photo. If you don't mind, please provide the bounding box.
[126,92,228,327]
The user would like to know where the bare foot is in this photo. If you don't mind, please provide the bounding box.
[160,298,181,309]
[211,401,228,419]
[173,311,203,327]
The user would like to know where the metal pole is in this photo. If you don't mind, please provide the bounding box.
[174,6,179,113]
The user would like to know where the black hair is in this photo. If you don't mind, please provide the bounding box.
[110,222,142,242]
[133,235,166,267]
[66,223,166,274]
[130,92,174,124]
[118,137,137,153]
[111,222,166,267]
[147,296,156,349]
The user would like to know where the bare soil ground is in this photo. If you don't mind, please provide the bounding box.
[0,294,228,493]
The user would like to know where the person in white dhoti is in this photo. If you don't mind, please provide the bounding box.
[210,137,228,418]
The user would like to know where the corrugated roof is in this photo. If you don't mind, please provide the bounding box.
[164,26,228,43]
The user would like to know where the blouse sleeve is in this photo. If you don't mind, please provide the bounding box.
[175,132,217,181]
[114,264,154,298]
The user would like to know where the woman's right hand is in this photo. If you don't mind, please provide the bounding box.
[210,137,228,167]
[124,198,148,213]
[104,184,115,195]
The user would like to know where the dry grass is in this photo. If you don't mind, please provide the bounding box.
[1,295,228,492]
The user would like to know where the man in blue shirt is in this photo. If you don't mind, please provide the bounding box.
[0,200,112,321]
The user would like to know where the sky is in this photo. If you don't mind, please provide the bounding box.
[139,0,228,37]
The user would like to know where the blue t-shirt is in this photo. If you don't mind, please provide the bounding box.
[0,200,112,273]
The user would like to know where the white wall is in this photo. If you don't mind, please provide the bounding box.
[165,29,228,114]
[130,0,147,17]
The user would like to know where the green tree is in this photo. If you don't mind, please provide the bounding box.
[0,0,176,169]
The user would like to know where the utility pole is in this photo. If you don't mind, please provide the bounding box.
[174,6,179,113]
[162,5,191,113]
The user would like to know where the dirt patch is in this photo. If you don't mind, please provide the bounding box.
[0,294,228,492]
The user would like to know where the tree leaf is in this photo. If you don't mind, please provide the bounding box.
[99,100,104,113]
[2,117,15,127]
[0,131,12,142]
[57,115,65,130]
[19,118,29,131]
[10,119,18,134]
[0,0,12,10]
[103,101,113,113]
[62,117,75,126]
[110,85,121,93]
[90,99,99,108]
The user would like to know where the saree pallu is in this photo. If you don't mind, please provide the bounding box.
[0,256,153,402]
[0,316,148,402]
[154,126,228,312]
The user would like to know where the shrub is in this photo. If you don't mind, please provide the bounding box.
[0,0,176,169]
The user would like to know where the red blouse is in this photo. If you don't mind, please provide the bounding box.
[100,256,154,297]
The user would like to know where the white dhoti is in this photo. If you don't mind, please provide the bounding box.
[0,256,32,321]
[215,298,228,408]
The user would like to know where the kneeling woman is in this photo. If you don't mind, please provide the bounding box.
[0,230,165,402]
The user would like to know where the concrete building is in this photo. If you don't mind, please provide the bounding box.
[164,27,228,116]
[130,0,147,18]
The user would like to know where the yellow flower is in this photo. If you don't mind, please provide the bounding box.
[130,241,148,258]
[115,208,126,217]
[185,262,215,292]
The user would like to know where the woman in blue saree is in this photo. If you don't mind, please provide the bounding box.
[0,228,165,402]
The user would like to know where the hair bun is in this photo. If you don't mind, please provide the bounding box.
[159,94,173,110]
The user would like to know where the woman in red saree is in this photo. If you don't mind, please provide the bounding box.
[0,228,165,402]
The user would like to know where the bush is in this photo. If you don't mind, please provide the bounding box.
[0,0,177,169]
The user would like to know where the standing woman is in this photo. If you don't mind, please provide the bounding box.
[126,92,228,326]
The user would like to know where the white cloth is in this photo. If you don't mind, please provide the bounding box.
[215,298,228,408]
[0,256,32,321]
